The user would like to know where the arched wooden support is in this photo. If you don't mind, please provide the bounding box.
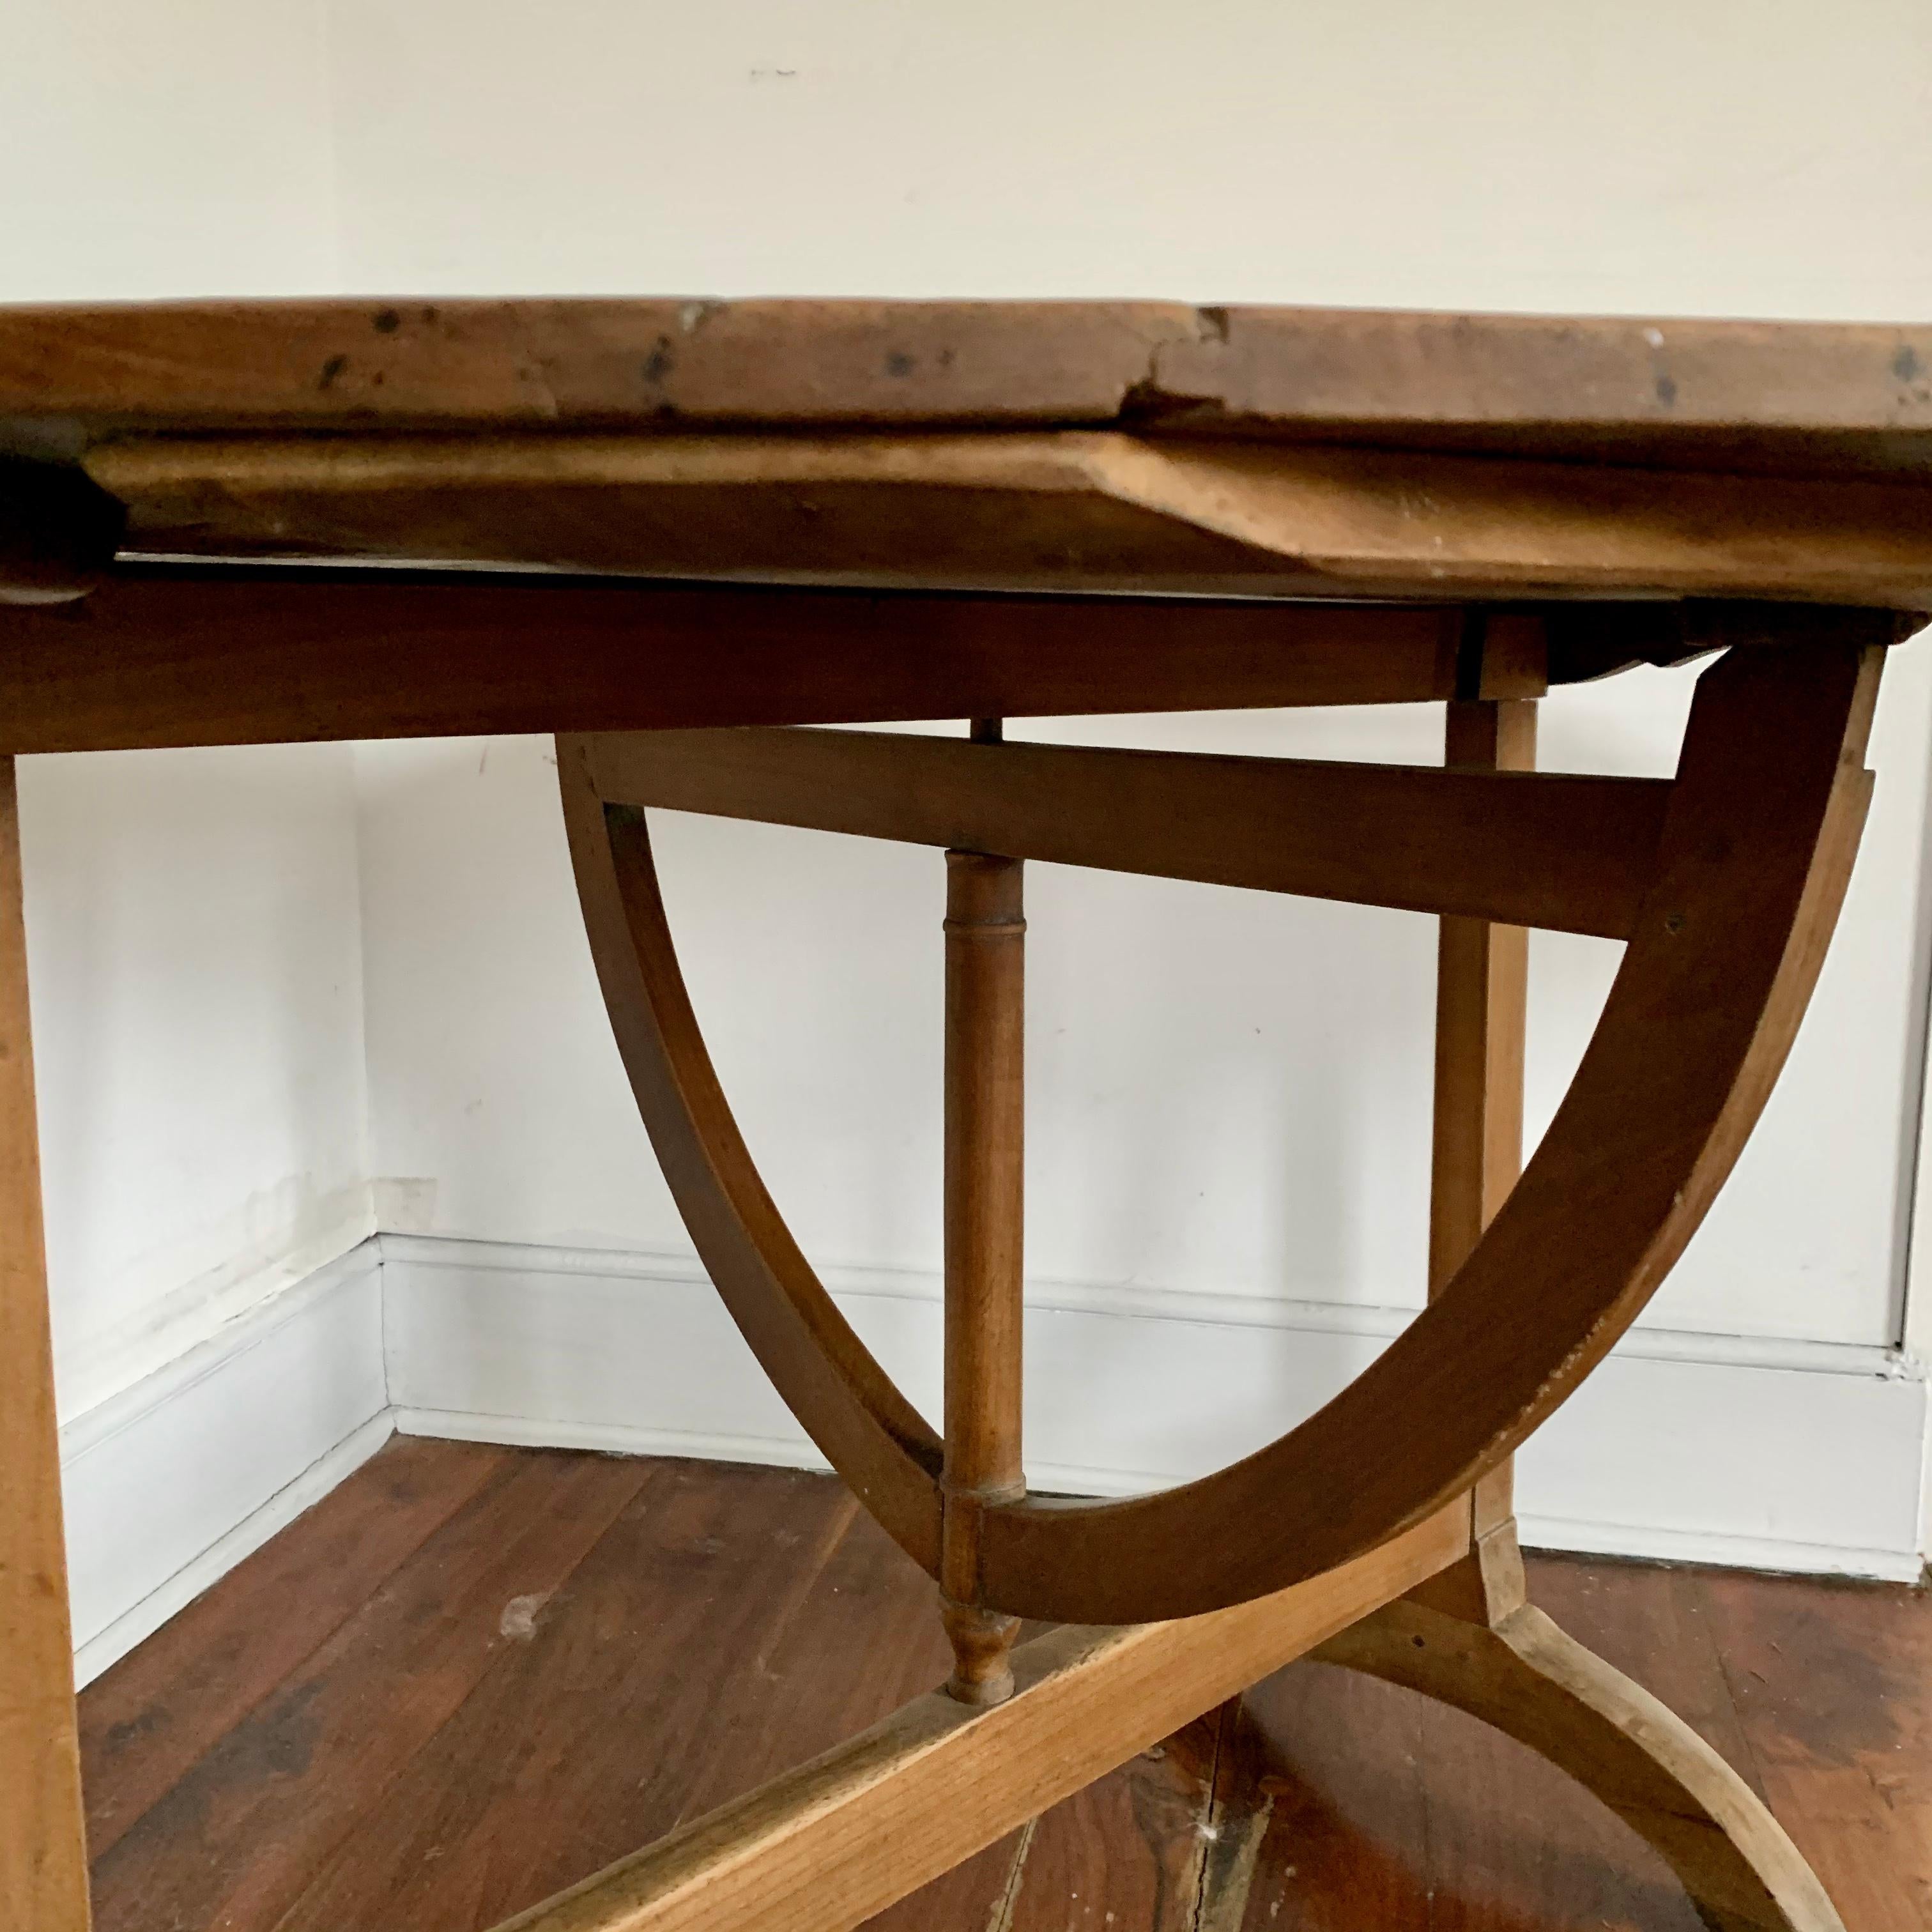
[557,740,945,1574]
[975,632,1882,1620]
[1314,1529,1843,1932]
[560,623,1884,1627]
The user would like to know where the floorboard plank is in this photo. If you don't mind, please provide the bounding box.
[86,1446,650,1932]
[272,1460,866,1931]
[79,1434,510,1860]
[77,1445,1928,1932]
[1703,1568,1932,1932]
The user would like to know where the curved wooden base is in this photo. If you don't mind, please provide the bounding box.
[552,615,1887,1931]
[1315,1526,1841,1932]
[560,625,1887,1625]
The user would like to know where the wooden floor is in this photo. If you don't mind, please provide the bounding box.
[79,1439,1929,1932]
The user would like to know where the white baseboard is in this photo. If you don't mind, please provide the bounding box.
[64,1224,1923,1685]
[384,1234,1931,1585]
[61,1243,390,1688]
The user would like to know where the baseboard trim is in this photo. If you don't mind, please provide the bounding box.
[381,1234,1930,1584]
[72,1412,395,1688]
[61,1242,389,1687]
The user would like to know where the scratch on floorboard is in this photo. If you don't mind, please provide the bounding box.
[983,1816,1039,1932]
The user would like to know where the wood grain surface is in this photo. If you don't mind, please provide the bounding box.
[5,300,1930,475]
[0,758,91,1932]
[77,1441,1932,1932]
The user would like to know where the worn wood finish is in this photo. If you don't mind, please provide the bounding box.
[263,1462,875,1932]
[975,629,1884,1622]
[939,846,1027,1705]
[495,1505,1469,1932]
[7,300,1932,481]
[80,1435,510,1862]
[0,567,1502,755]
[80,1446,1929,1932]
[4,295,1912,1931]
[53,429,1932,602]
[0,756,92,1932]
[558,739,946,1575]
[1317,1527,1843,1932]
[86,1450,649,1932]
[583,724,1667,940]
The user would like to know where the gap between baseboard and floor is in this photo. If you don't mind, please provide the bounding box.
[63,1230,1931,1685]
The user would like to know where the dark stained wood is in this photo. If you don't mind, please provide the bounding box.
[84,1448,649,1932]
[974,631,1887,1623]
[493,1509,1465,1932]
[266,1462,868,1932]
[1701,1568,1932,1932]
[79,1434,509,1859]
[77,1447,1929,1932]
[1317,1527,1843,1929]
[0,567,1482,755]
[6,300,1931,480]
[1000,1712,1223,1932]
[584,723,1666,940]
[0,458,123,604]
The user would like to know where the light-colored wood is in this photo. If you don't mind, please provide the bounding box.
[0,757,92,1931]
[491,1503,1471,1932]
[583,726,1669,940]
[557,740,946,1574]
[940,847,1027,1704]
[7,298,1931,482]
[973,627,1885,1621]
[65,429,1932,604]
[1432,696,1536,1537]
[1319,1526,1844,1932]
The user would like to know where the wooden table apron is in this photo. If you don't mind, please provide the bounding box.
[3,294,1928,1932]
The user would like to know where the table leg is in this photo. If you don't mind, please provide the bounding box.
[1312,693,1843,1932]
[1430,694,1535,1543]
[939,842,1025,1706]
[0,755,92,1929]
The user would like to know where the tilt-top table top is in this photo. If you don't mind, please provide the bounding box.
[4,298,1932,607]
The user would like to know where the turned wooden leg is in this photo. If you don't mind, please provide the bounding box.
[939,802,1025,1706]
[0,756,92,1929]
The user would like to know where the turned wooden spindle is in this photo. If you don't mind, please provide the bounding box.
[940,721,1026,1705]
[1431,691,1535,1544]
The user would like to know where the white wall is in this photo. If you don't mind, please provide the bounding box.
[3,1,373,1429]
[1,1,339,301]
[22,748,372,1418]
[324,0,1932,318]
[9,1,1932,1595]
[341,2,1932,1572]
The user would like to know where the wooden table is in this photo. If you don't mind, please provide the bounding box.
[4,298,1929,1932]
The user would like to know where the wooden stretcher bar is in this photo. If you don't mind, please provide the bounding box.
[497,1506,1472,1932]
[581,726,1671,939]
